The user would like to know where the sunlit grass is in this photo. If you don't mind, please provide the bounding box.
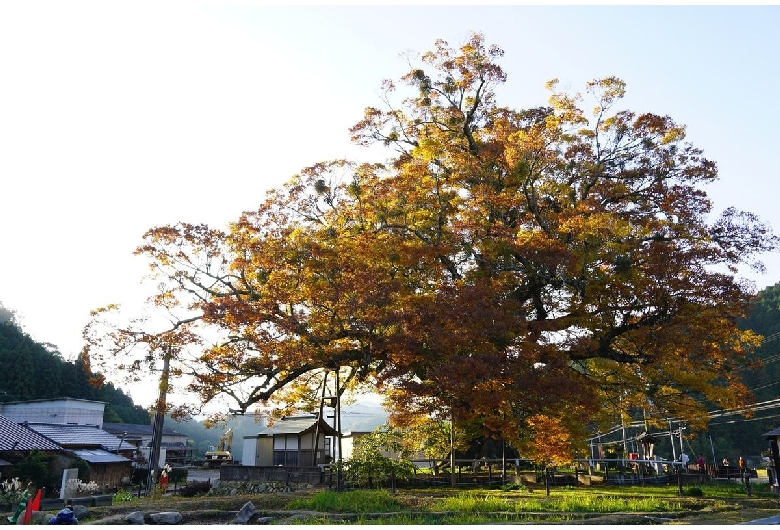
[286,489,403,513]
[432,491,683,513]
[280,478,770,525]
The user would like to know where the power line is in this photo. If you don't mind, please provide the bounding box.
[591,397,780,443]
[762,331,780,344]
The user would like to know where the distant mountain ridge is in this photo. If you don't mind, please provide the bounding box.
[0,319,149,424]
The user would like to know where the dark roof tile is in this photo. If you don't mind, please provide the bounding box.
[25,423,134,452]
[259,415,339,436]
[0,415,61,451]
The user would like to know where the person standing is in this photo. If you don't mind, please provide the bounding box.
[738,455,746,483]
[697,453,706,483]
[681,452,690,472]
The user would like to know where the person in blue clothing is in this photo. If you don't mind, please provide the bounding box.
[48,507,78,525]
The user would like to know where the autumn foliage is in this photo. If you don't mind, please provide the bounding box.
[83,33,777,460]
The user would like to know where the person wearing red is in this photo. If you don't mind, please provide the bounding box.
[738,455,747,484]
[697,454,706,483]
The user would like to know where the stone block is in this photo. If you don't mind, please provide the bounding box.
[92,495,113,507]
[150,511,182,524]
[40,498,65,511]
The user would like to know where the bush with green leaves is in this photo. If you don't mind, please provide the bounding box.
[131,467,148,486]
[15,449,55,491]
[340,430,418,487]
[113,488,135,503]
[168,466,188,485]
[0,477,26,506]
[177,480,212,497]
[72,457,91,481]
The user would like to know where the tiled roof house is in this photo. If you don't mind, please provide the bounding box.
[24,422,133,489]
[24,423,135,454]
[243,414,338,467]
[0,415,61,452]
[0,416,135,491]
[0,414,62,475]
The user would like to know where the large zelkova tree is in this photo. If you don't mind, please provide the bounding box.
[83,33,777,459]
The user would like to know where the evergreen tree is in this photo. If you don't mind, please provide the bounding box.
[0,316,148,424]
[724,282,780,460]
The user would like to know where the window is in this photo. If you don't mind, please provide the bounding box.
[273,435,299,466]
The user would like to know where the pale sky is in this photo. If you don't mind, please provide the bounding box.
[1,4,779,409]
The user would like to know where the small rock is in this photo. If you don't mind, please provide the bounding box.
[124,511,146,524]
[71,504,89,520]
[234,501,255,524]
[149,511,183,524]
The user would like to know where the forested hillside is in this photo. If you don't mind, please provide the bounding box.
[726,282,780,455]
[0,315,149,424]
[639,282,780,464]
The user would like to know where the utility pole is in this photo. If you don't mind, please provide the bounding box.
[709,435,716,465]
[450,411,456,486]
[335,368,342,493]
[668,420,677,462]
[678,426,685,458]
[622,419,628,463]
[336,369,342,467]
[501,439,506,484]
[312,371,328,467]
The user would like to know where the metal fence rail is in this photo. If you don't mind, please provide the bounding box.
[218,458,716,491]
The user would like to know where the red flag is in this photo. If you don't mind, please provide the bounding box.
[30,489,41,511]
[21,489,40,525]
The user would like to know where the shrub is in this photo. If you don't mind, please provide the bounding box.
[131,467,148,486]
[177,480,212,497]
[686,487,704,497]
[112,488,135,503]
[15,450,55,491]
[169,467,188,485]
[340,455,417,488]
[0,477,26,507]
[72,457,91,481]
[500,483,527,492]
[66,478,101,495]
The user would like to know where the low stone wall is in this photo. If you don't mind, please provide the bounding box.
[67,494,113,507]
[220,465,324,485]
[40,498,65,511]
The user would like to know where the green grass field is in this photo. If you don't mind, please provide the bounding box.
[281,480,774,524]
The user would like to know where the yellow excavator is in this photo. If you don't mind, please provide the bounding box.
[204,428,233,468]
